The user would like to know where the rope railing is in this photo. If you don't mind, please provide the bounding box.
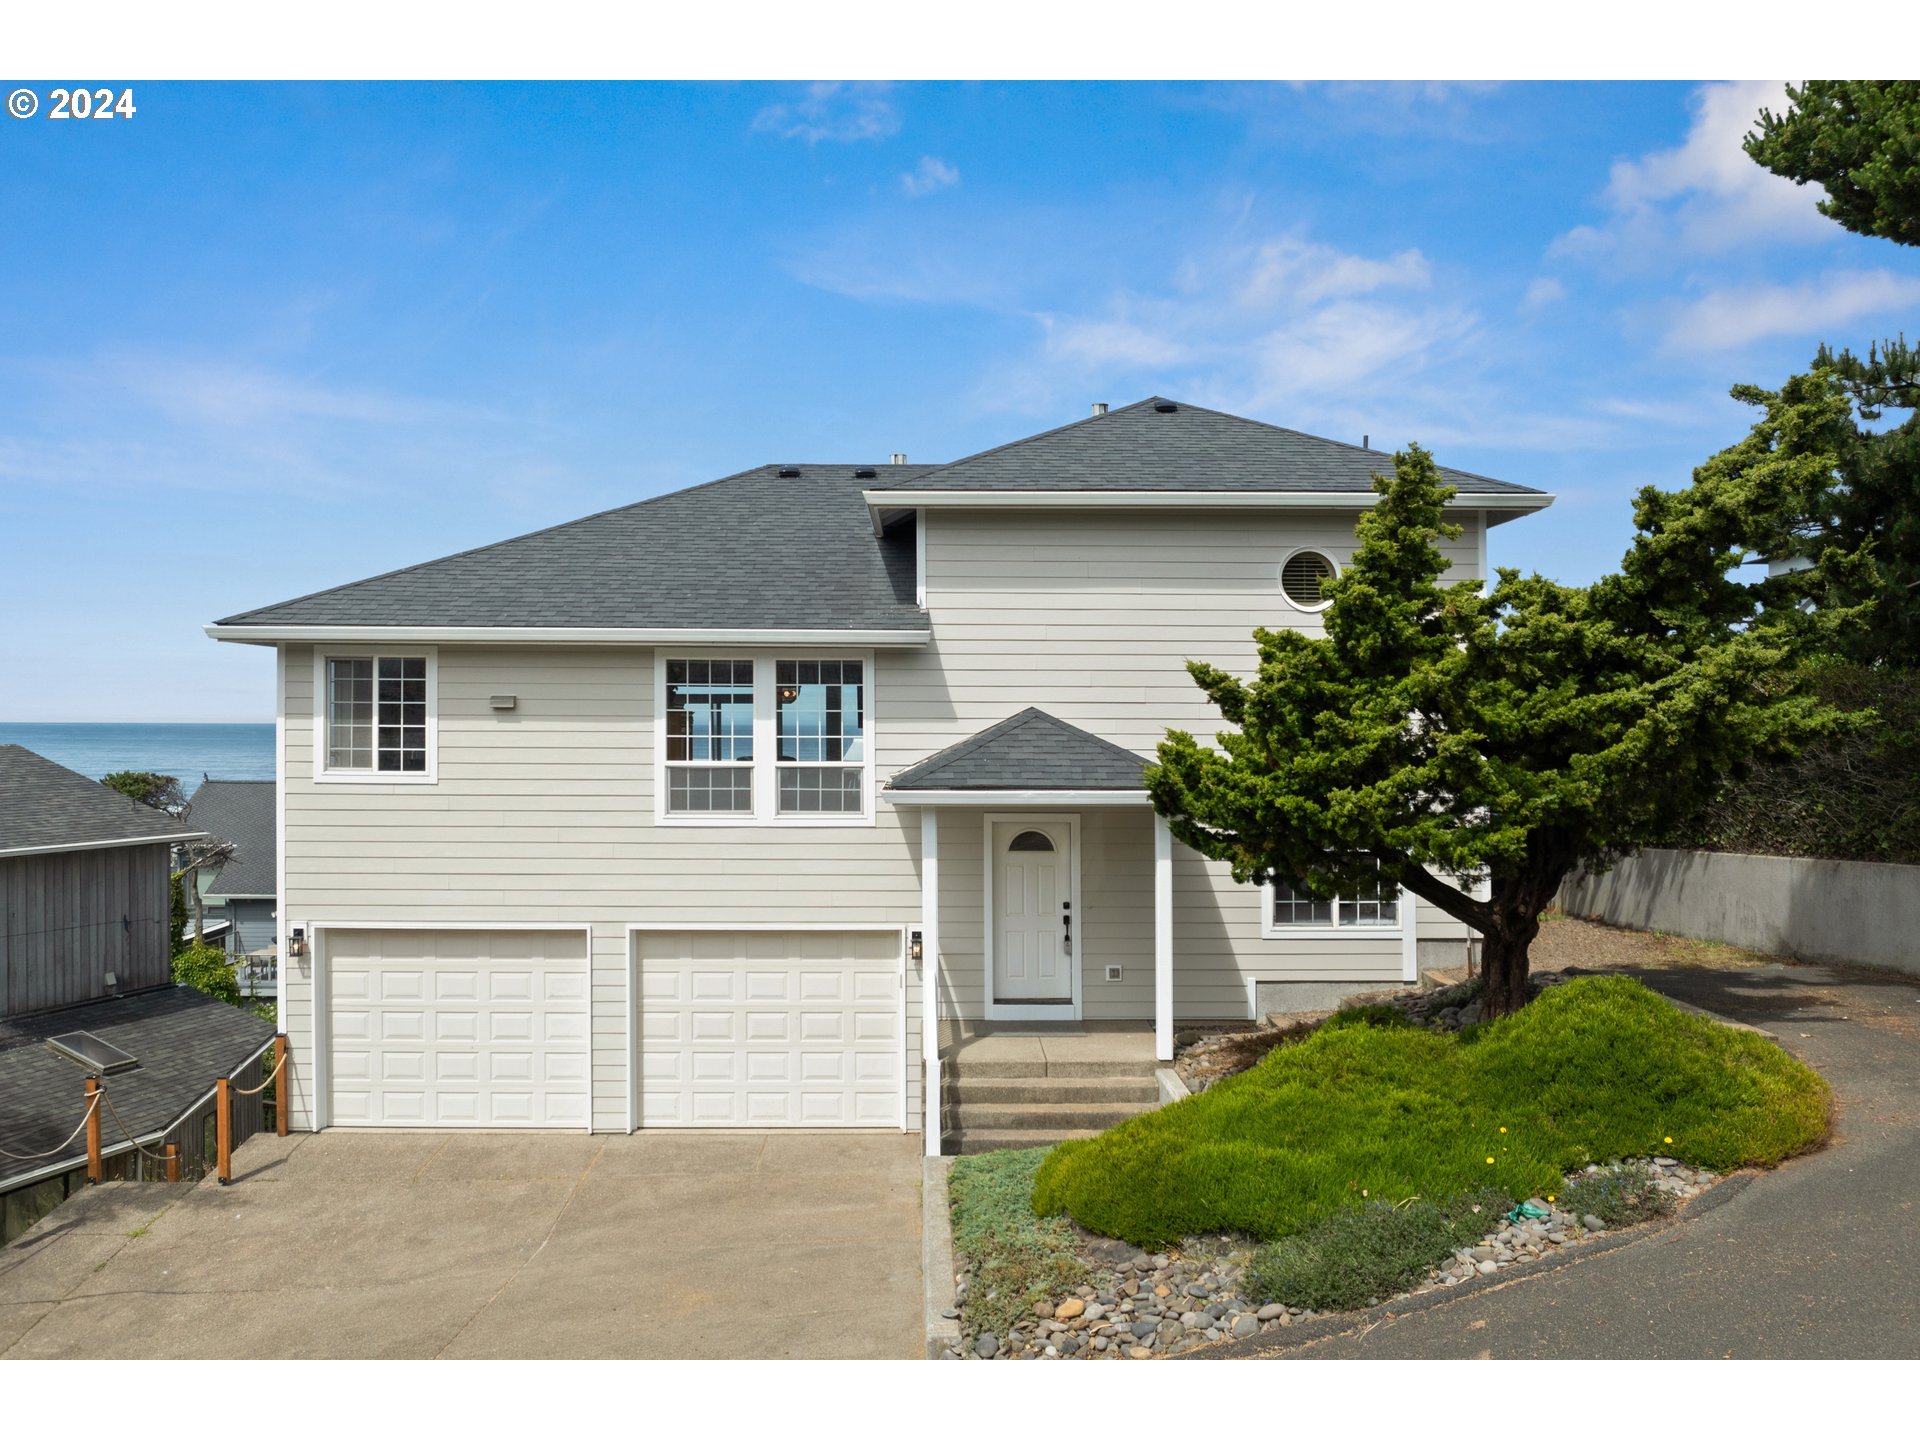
[230,1048,286,1097]
[98,1089,177,1165]
[0,1032,288,1189]
[0,1091,101,1163]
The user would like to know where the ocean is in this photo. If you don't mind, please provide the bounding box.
[0,723,276,783]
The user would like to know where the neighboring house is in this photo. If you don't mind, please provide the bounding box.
[184,779,278,987]
[0,746,276,1242]
[205,396,1551,1153]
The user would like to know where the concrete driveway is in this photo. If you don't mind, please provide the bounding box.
[0,1129,923,1359]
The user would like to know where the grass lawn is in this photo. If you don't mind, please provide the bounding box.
[1033,975,1829,1247]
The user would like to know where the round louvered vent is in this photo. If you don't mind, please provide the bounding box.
[1281,550,1337,609]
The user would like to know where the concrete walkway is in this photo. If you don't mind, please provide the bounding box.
[1203,959,1920,1360]
[0,1129,923,1359]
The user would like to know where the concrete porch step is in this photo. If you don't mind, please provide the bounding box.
[951,1128,1107,1154]
[942,1075,1161,1104]
[946,1101,1152,1131]
[945,1056,1159,1080]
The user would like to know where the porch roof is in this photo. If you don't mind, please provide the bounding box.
[885,708,1150,799]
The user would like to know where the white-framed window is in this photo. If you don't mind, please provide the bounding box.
[664,658,755,814]
[655,650,874,825]
[1261,861,1402,935]
[1280,547,1339,611]
[312,649,437,784]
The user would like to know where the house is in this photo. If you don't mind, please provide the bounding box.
[204,397,1550,1154]
[183,778,278,990]
[0,746,277,1242]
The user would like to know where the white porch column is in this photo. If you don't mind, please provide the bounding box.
[921,807,942,1156]
[1153,812,1173,1062]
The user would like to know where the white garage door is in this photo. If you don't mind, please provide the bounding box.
[328,928,590,1128]
[637,929,903,1127]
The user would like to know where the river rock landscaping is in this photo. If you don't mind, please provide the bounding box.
[945,1155,1722,1360]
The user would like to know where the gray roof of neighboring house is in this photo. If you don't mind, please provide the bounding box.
[887,708,1149,791]
[213,464,936,632]
[0,985,276,1188]
[190,780,277,898]
[0,746,193,857]
[871,396,1543,496]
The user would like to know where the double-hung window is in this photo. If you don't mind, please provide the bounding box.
[660,654,871,822]
[664,659,755,813]
[317,653,435,781]
[775,659,865,814]
[1264,861,1401,933]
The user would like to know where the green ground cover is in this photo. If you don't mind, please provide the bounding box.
[1033,976,1828,1247]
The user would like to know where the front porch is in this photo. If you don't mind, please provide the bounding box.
[885,709,1177,1157]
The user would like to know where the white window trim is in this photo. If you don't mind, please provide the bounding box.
[310,646,439,785]
[1259,874,1408,939]
[652,648,877,828]
[1279,545,1340,614]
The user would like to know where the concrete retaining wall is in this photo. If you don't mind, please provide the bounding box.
[1558,847,1920,980]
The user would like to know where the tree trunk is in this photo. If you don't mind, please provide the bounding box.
[191,879,205,945]
[1478,925,1534,1018]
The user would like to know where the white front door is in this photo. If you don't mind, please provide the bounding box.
[992,819,1074,1006]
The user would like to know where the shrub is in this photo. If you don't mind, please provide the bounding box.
[1322,1004,1417,1032]
[1558,1162,1674,1227]
[1245,1188,1510,1312]
[949,1147,1088,1339]
[1033,976,1828,1246]
[172,942,241,1006]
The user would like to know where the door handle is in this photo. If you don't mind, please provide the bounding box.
[1062,902,1072,955]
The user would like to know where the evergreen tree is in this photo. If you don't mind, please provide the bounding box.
[1746,81,1920,247]
[1148,445,1844,1016]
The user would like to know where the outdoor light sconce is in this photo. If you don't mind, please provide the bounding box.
[288,927,307,959]
[909,930,924,963]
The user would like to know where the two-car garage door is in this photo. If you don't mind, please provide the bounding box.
[325,927,903,1130]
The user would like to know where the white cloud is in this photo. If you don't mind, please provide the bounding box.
[900,155,960,198]
[971,229,1473,420]
[1661,269,1920,352]
[751,82,899,144]
[1550,81,1833,264]
[1522,277,1566,312]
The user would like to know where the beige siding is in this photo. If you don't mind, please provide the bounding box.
[282,644,924,1133]
[278,503,1487,1129]
[908,506,1483,1017]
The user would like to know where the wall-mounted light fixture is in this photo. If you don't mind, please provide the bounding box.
[909,930,924,963]
[288,927,307,959]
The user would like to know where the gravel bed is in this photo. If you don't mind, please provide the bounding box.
[943,1157,1718,1360]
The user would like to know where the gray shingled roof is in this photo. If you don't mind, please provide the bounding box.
[0,986,276,1187]
[872,396,1541,495]
[214,464,936,631]
[190,780,276,898]
[888,708,1149,791]
[0,746,192,856]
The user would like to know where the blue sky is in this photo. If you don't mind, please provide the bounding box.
[4,80,1918,721]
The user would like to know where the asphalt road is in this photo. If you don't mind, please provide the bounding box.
[1206,958,1920,1360]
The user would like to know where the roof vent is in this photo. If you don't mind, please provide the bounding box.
[47,1031,139,1075]
[853,467,877,479]
[1153,401,1178,413]
[777,466,801,478]
[1091,402,1108,416]
[890,453,907,465]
